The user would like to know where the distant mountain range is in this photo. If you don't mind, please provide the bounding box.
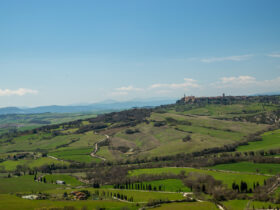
[251,91,280,96]
[0,99,176,115]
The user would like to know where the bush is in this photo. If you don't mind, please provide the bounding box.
[154,121,166,127]
[125,129,139,134]
[182,135,191,142]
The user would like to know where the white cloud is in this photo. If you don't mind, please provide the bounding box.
[111,91,128,96]
[0,88,38,96]
[201,54,253,63]
[115,86,143,91]
[220,76,256,85]
[155,90,172,94]
[214,76,280,91]
[150,78,199,89]
[267,53,280,58]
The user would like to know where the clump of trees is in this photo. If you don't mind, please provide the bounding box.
[232,181,254,193]
[183,172,237,201]
[182,135,191,142]
[125,128,140,134]
[153,121,166,127]
[113,182,164,191]
[94,190,134,202]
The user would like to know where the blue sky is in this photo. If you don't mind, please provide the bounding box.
[0,0,280,107]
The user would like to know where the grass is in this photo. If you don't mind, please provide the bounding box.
[222,200,280,210]
[153,202,219,210]
[0,176,58,194]
[91,189,185,202]
[250,201,280,209]
[209,161,280,175]
[0,130,103,155]
[0,157,68,171]
[0,112,98,137]
[101,179,191,192]
[174,103,278,119]
[48,148,96,163]
[0,194,137,210]
[112,116,256,159]
[46,187,185,203]
[129,167,269,190]
[0,102,270,163]
[96,146,115,161]
[222,200,250,210]
[0,134,73,153]
[140,179,191,192]
[237,129,280,152]
[44,174,83,187]
[110,112,268,159]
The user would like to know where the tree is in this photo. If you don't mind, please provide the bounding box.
[183,135,191,142]
[63,192,68,198]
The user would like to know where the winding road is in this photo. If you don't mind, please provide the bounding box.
[90,134,109,161]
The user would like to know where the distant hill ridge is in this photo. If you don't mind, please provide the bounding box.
[0,99,176,115]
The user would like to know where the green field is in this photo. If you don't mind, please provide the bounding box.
[48,148,98,163]
[46,187,185,203]
[175,103,278,119]
[106,110,269,160]
[0,176,58,194]
[0,100,271,164]
[237,129,280,152]
[223,200,280,210]
[0,97,279,209]
[102,179,191,192]
[96,146,115,161]
[209,161,280,175]
[222,200,249,210]
[0,194,137,210]
[0,157,68,171]
[140,179,191,192]
[44,174,83,187]
[130,167,269,189]
[154,202,219,210]
[0,112,97,135]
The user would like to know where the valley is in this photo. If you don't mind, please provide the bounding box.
[0,95,280,209]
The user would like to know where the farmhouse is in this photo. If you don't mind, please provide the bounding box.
[56,180,66,185]
[22,195,38,200]
[71,191,87,200]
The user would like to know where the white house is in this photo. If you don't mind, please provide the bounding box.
[56,180,66,185]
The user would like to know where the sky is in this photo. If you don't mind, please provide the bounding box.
[0,0,280,107]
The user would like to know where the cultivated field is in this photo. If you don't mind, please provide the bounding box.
[0,194,137,210]
[209,161,280,175]
[237,129,280,152]
[129,167,269,189]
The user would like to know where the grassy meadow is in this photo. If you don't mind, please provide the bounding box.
[0,194,137,210]
[209,161,280,175]
[129,167,269,189]
[153,202,219,210]
[44,174,83,187]
[0,176,58,194]
[0,157,68,171]
[107,110,269,160]
[46,187,185,203]
[237,129,280,152]
[0,113,97,135]
[223,200,280,210]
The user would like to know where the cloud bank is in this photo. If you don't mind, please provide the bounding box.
[112,75,280,99]
[150,78,199,89]
[201,54,253,63]
[267,53,280,58]
[0,88,38,96]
